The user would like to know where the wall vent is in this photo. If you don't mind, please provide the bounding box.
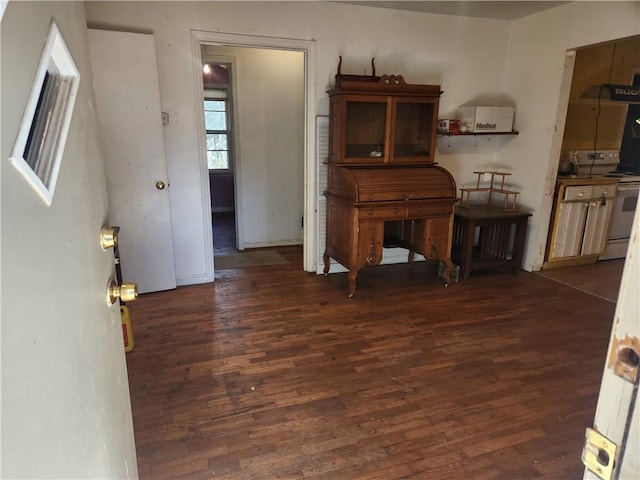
[10,22,80,205]
[316,115,329,274]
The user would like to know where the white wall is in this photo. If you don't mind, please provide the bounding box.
[202,45,305,248]
[1,1,137,477]
[503,1,640,270]
[85,1,640,278]
[85,1,512,281]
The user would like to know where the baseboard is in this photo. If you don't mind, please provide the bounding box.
[243,239,303,248]
[317,247,427,275]
[176,272,211,286]
[542,254,599,270]
[599,240,629,260]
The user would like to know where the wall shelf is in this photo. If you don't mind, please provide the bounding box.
[438,131,519,137]
[436,131,519,153]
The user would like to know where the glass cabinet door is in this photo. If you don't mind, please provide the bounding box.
[344,97,387,162]
[393,99,436,163]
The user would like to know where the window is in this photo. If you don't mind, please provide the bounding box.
[10,22,80,205]
[204,92,231,170]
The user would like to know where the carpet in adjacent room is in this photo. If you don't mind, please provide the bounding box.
[214,250,289,269]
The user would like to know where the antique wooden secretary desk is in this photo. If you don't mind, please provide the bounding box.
[323,59,457,296]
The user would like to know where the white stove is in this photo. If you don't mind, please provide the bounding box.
[569,149,640,184]
[602,171,640,184]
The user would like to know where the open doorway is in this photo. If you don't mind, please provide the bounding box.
[540,36,640,297]
[191,31,317,282]
[199,45,306,263]
[200,59,237,257]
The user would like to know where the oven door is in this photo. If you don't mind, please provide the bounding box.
[608,184,639,240]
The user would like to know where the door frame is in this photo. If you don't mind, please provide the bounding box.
[190,30,316,282]
[201,54,242,250]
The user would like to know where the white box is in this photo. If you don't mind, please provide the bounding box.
[457,106,514,133]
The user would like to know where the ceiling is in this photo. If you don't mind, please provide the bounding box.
[339,1,571,21]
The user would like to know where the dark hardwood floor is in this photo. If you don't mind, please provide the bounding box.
[536,259,624,303]
[213,212,237,257]
[125,247,615,479]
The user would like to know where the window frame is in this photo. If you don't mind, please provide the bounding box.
[10,22,80,205]
[204,90,233,173]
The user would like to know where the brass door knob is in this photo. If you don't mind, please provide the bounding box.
[156,181,166,190]
[100,226,120,249]
[107,279,138,305]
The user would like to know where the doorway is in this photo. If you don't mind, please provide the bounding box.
[542,36,640,296]
[192,33,315,279]
[201,46,304,258]
[200,58,238,257]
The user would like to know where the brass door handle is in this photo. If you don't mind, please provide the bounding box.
[100,226,120,249]
[156,181,166,190]
[107,279,138,305]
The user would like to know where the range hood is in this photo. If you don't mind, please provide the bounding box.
[581,84,640,104]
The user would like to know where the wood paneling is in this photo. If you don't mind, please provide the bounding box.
[562,36,640,153]
[126,246,614,479]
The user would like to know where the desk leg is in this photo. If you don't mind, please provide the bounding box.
[323,251,330,276]
[348,269,357,298]
[511,219,528,274]
[441,256,453,285]
[461,220,475,280]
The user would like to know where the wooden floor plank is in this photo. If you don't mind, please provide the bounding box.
[126,246,616,479]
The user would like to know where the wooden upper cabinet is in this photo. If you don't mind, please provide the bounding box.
[328,70,441,165]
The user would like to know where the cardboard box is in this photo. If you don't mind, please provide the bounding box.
[457,106,514,133]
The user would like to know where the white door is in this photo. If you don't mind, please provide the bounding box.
[2,4,137,477]
[88,29,176,294]
[583,202,640,479]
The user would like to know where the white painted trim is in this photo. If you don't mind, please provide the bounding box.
[176,272,210,287]
[191,29,317,276]
[533,50,576,270]
[9,21,80,206]
[243,240,303,249]
[200,53,244,251]
[0,0,8,23]
[303,41,317,273]
[229,56,245,250]
[190,33,216,282]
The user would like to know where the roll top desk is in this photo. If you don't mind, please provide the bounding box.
[323,60,457,296]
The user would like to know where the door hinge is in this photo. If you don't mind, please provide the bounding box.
[582,427,617,480]
[301,216,304,228]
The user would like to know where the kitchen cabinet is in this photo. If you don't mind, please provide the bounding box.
[543,178,618,269]
[323,63,457,296]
